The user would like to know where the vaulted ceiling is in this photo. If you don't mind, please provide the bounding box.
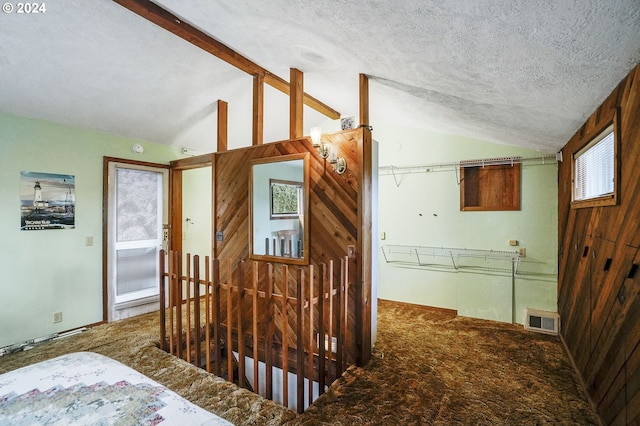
[1,1,639,154]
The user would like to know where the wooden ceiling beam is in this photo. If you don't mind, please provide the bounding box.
[113,0,340,120]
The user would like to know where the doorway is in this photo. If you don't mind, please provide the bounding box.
[104,158,169,322]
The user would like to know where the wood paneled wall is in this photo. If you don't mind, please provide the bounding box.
[558,64,640,425]
[212,128,372,366]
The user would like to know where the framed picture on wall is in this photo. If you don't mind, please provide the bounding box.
[269,179,302,219]
[20,171,75,230]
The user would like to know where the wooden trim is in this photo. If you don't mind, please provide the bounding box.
[559,333,604,426]
[171,154,212,170]
[112,0,339,120]
[248,152,310,265]
[170,169,182,253]
[217,99,228,152]
[570,108,620,210]
[289,68,304,140]
[253,74,264,146]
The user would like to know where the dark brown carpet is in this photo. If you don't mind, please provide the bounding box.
[0,299,600,425]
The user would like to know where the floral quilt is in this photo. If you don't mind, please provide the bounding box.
[0,352,231,425]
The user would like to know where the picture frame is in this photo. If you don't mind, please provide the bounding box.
[270,179,302,219]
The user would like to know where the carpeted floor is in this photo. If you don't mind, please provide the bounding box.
[0,299,600,425]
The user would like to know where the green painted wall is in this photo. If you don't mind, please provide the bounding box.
[181,166,213,274]
[0,113,184,347]
[374,121,558,324]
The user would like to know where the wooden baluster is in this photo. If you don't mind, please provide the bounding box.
[318,263,326,394]
[308,264,315,406]
[159,249,166,352]
[252,262,259,393]
[296,267,305,413]
[226,259,234,383]
[343,257,350,368]
[205,256,211,373]
[213,258,222,377]
[168,251,175,355]
[193,255,201,368]
[265,263,274,400]
[237,260,246,388]
[336,257,346,376]
[327,260,334,384]
[282,265,289,408]
[175,251,183,360]
[185,254,192,363]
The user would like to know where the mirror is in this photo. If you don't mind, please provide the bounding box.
[249,153,309,264]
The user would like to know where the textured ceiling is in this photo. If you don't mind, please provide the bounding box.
[1,1,639,154]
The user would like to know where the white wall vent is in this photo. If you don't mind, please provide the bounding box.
[524,308,560,335]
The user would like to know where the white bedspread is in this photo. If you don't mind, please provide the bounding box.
[0,351,232,425]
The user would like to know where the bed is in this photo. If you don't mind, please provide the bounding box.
[0,351,232,425]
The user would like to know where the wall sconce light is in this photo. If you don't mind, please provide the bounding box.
[309,127,347,174]
[328,143,347,174]
[310,126,329,159]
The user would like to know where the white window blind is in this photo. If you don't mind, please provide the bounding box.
[574,125,614,201]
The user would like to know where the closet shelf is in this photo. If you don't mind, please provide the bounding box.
[381,244,521,274]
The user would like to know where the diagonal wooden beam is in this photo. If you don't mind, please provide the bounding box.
[113,0,340,120]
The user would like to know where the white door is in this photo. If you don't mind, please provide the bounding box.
[107,162,168,322]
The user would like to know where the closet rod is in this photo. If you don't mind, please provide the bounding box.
[379,153,559,176]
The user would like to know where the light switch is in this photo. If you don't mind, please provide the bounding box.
[85,236,93,246]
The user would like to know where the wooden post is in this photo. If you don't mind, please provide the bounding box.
[213,259,222,377]
[253,74,264,145]
[159,250,166,352]
[337,257,346,375]
[318,263,326,393]
[237,261,246,388]
[168,251,175,355]
[357,126,374,365]
[327,260,334,383]
[226,259,234,383]
[296,268,305,413]
[290,68,304,140]
[359,73,369,128]
[217,99,228,152]
[205,256,211,373]
[252,263,260,392]
[308,264,315,406]
[265,263,274,400]
[193,255,201,367]
[175,251,183,359]
[185,254,192,364]
[282,265,289,407]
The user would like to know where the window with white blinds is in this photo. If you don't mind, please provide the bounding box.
[573,124,615,201]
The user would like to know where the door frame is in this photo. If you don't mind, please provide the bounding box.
[102,157,172,322]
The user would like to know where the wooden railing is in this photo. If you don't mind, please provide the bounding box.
[158,250,353,413]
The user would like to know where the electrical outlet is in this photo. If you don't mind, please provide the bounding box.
[508,239,518,246]
[53,311,62,323]
[518,248,526,258]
